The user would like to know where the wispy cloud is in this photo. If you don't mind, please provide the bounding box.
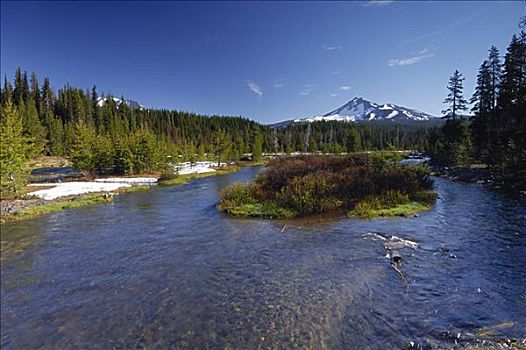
[323,44,342,51]
[339,85,351,90]
[274,78,285,89]
[299,84,316,96]
[330,70,341,75]
[388,49,434,67]
[247,80,262,96]
[329,93,338,97]
[362,0,394,7]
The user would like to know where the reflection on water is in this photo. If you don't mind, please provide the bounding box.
[1,166,525,349]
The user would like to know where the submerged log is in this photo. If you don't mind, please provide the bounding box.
[391,250,402,263]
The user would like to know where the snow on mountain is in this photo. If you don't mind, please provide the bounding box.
[97,97,144,110]
[293,97,434,123]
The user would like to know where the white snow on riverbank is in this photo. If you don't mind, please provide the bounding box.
[27,182,131,200]
[94,177,158,184]
[173,161,225,175]
[26,164,222,200]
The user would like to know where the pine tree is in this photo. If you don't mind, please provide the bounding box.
[70,121,97,173]
[22,71,30,103]
[93,133,114,174]
[442,70,468,120]
[40,77,54,116]
[471,61,493,115]
[0,103,31,198]
[20,99,46,155]
[494,31,526,185]
[13,68,24,105]
[2,76,13,106]
[48,115,65,156]
[498,33,526,110]
[197,142,205,160]
[470,61,493,159]
[91,85,100,129]
[252,129,263,161]
[487,46,502,109]
[213,131,231,166]
[30,72,41,116]
[347,127,362,152]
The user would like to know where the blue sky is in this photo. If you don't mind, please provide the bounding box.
[1,1,523,123]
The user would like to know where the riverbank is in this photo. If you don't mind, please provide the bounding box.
[432,164,526,196]
[0,193,113,224]
[160,166,241,186]
[1,163,250,224]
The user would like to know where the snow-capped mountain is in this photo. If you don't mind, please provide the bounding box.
[293,97,435,123]
[97,97,144,110]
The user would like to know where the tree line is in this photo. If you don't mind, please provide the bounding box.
[428,24,525,188]
[0,68,436,197]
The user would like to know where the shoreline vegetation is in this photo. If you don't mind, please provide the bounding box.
[0,161,252,224]
[218,153,437,219]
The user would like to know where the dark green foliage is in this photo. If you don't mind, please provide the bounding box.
[428,28,525,189]
[428,118,472,166]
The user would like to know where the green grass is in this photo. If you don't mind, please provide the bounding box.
[160,167,240,186]
[221,202,297,219]
[1,193,112,224]
[347,190,436,219]
[348,201,431,218]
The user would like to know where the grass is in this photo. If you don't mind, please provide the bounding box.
[348,201,431,219]
[347,190,436,218]
[160,167,241,186]
[1,193,112,224]
[224,202,297,219]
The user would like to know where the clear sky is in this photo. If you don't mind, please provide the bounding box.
[1,1,523,123]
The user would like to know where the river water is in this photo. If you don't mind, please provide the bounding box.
[1,166,525,349]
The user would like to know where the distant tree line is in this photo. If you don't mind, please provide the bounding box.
[0,67,437,197]
[428,24,525,188]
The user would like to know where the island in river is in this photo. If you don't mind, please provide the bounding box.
[219,154,437,219]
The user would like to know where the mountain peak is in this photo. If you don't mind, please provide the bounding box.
[97,96,144,110]
[294,97,434,123]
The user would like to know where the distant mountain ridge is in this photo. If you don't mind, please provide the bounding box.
[273,97,436,127]
[97,96,144,110]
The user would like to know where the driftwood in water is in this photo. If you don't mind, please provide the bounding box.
[390,251,405,280]
[391,261,405,280]
[391,250,402,263]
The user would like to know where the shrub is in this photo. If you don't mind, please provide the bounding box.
[278,171,343,214]
[219,155,436,219]
[410,190,438,204]
[382,190,410,207]
[218,182,256,211]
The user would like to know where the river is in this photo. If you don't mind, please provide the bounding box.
[1,166,525,349]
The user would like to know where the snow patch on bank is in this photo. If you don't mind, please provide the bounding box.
[172,161,225,175]
[28,182,132,200]
[95,177,158,184]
